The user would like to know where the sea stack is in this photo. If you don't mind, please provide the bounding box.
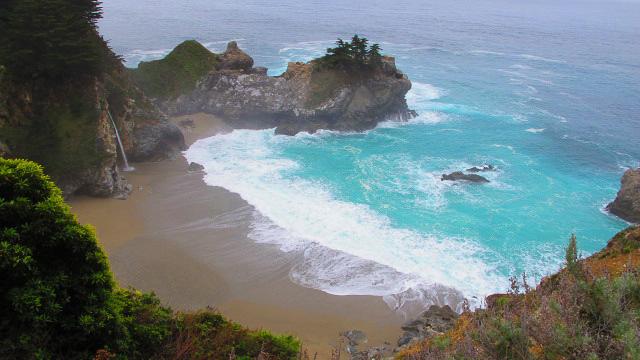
[170,41,416,135]
[607,168,640,223]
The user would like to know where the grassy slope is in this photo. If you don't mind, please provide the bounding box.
[129,40,218,100]
[399,226,640,360]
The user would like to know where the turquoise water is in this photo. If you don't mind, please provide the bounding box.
[102,0,639,307]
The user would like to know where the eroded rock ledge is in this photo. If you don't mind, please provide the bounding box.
[169,41,416,135]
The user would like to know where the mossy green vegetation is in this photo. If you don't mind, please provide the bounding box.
[399,228,640,360]
[0,158,300,359]
[130,40,219,100]
[0,81,106,181]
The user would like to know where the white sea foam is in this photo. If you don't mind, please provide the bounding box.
[124,48,172,66]
[406,82,443,105]
[526,128,545,133]
[377,112,446,129]
[518,54,566,64]
[376,82,446,129]
[469,49,506,56]
[185,129,507,308]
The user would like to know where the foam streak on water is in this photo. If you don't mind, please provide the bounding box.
[185,128,506,308]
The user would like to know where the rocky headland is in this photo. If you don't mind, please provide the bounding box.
[135,40,416,136]
[608,168,640,223]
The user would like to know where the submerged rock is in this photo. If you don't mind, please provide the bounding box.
[467,164,494,172]
[441,171,490,183]
[172,42,415,135]
[607,168,640,223]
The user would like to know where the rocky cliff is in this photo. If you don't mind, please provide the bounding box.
[0,49,184,198]
[167,41,415,135]
[395,226,640,359]
[608,168,640,223]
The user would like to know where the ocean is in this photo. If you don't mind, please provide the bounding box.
[100,0,640,309]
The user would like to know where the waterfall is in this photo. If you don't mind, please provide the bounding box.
[106,108,134,172]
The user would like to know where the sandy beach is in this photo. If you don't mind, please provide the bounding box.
[69,113,404,356]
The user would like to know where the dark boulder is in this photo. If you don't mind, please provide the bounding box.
[188,162,204,172]
[607,168,640,223]
[441,171,489,183]
[131,120,185,161]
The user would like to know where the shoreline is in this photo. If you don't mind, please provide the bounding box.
[69,113,404,355]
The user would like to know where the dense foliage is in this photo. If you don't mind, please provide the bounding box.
[317,35,383,70]
[0,159,300,359]
[130,40,219,100]
[400,227,640,360]
[0,0,107,82]
[0,158,119,358]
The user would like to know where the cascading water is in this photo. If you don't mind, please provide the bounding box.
[106,107,134,172]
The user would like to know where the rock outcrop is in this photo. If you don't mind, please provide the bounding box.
[338,329,393,360]
[218,41,253,71]
[466,164,494,172]
[397,305,459,349]
[441,171,490,183]
[607,168,640,223]
[188,162,204,172]
[171,42,415,135]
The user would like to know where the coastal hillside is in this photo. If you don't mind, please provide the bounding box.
[0,0,184,197]
[129,40,220,101]
[131,37,415,136]
[397,226,640,359]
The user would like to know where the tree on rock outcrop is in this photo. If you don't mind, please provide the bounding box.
[318,34,383,70]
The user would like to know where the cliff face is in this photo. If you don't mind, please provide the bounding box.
[607,168,640,223]
[170,42,415,135]
[0,53,185,198]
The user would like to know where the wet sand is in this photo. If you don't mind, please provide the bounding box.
[69,113,404,356]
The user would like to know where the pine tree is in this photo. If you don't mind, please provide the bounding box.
[565,233,582,277]
[368,43,382,65]
[0,0,105,82]
[320,35,383,70]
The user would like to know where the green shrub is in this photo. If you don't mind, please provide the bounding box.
[0,158,120,359]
